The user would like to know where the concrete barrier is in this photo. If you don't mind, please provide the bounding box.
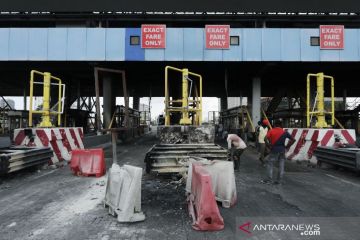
[14,127,84,164]
[104,164,145,223]
[285,128,356,162]
[186,160,237,208]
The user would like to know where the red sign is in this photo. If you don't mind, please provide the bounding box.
[141,24,166,48]
[205,25,230,49]
[320,25,344,49]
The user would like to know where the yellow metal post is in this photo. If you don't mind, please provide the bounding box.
[29,71,34,127]
[164,66,202,126]
[28,70,63,128]
[39,72,53,127]
[330,77,335,126]
[315,73,328,128]
[306,74,311,127]
[165,66,170,126]
[58,78,62,126]
[306,73,335,128]
[180,68,191,125]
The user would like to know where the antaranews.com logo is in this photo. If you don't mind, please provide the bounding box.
[236,217,360,240]
[239,221,321,237]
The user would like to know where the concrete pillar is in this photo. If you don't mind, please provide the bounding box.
[252,77,261,127]
[133,96,140,110]
[103,77,115,129]
[220,96,228,112]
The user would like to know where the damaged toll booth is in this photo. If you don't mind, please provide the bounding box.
[219,106,255,140]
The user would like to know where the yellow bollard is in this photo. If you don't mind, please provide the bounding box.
[180,68,191,125]
[39,72,53,127]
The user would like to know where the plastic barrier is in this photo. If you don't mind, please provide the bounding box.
[186,160,237,208]
[285,128,356,162]
[14,127,84,164]
[187,163,224,231]
[70,148,106,177]
[104,164,145,223]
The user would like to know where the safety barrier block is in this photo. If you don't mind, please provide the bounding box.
[104,164,145,223]
[14,127,84,164]
[186,160,237,208]
[285,128,356,162]
[70,148,106,177]
[187,163,224,231]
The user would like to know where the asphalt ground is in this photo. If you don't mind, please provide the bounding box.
[1,132,360,240]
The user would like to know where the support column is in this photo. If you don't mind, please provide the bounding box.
[220,96,228,112]
[133,96,140,110]
[343,89,347,111]
[103,76,115,129]
[252,77,261,127]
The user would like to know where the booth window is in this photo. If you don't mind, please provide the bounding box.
[230,36,240,46]
[310,36,320,46]
[130,36,140,45]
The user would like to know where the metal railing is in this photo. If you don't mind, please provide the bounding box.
[29,70,65,127]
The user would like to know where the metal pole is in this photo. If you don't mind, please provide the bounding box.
[180,68,191,125]
[94,69,102,135]
[306,75,310,128]
[122,72,130,128]
[111,131,118,165]
[165,67,170,126]
[315,73,327,128]
[23,88,27,111]
[39,72,52,127]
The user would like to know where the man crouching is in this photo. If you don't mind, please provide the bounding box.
[226,131,247,171]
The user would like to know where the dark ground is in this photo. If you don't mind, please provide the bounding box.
[1,132,360,240]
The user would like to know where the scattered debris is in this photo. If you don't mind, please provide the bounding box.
[7,222,16,228]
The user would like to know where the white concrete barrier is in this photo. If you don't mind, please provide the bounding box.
[104,164,145,222]
[285,128,356,163]
[186,160,237,208]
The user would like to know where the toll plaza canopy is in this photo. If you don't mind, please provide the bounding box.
[0,0,359,12]
[0,27,360,97]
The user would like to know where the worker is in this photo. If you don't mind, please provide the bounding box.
[227,131,247,171]
[333,134,345,148]
[261,120,295,185]
[258,119,269,165]
[255,120,262,151]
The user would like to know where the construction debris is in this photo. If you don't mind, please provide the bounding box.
[0,146,53,175]
[145,144,228,174]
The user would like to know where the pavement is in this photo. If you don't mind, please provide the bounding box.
[1,132,360,240]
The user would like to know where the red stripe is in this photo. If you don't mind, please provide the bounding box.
[69,128,80,149]
[50,130,63,162]
[36,129,50,146]
[290,129,298,139]
[14,130,26,145]
[288,130,308,160]
[78,127,84,139]
[341,130,355,144]
[320,130,334,146]
[307,130,319,158]
[59,129,72,152]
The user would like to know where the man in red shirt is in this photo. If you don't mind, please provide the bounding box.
[261,120,295,185]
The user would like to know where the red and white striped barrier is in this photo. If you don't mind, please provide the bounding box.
[285,128,356,162]
[14,128,84,164]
